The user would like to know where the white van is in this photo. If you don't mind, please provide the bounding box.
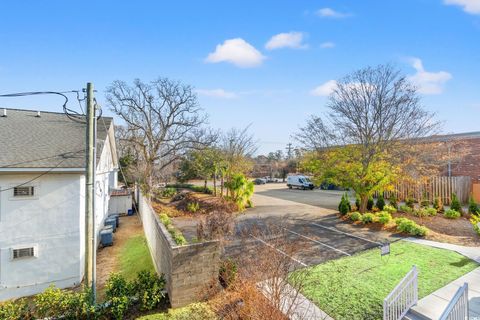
[287,175,314,190]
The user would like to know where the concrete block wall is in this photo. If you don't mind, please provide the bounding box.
[138,191,220,308]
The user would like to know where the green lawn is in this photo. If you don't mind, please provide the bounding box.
[293,241,478,320]
[119,235,155,281]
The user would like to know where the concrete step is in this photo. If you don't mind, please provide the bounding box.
[404,309,432,320]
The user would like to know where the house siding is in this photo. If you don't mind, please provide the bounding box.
[0,173,84,301]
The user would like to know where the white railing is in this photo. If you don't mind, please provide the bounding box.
[383,265,418,320]
[439,283,469,320]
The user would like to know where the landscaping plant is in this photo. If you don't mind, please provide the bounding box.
[468,195,479,215]
[383,204,397,214]
[159,213,187,245]
[105,273,133,320]
[0,299,32,320]
[338,193,350,215]
[450,193,462,213]
[444,209,461,219]
[399,204,413,214]
[224,173,254,211]
[361,213,375,224]
[376,193,385,211]
[349,212,362,222]
[470,215,480,236]
[405,196,415,209]
[186,201,200,213]
[219,258,238,288]
[433,196,444,212]
[389,195,398,209]
[395,218,428,236]
[376,211,392,224]
[133,270,166,311]
[367,196,374,211]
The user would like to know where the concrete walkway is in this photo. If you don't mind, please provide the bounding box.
[405,238,480,319]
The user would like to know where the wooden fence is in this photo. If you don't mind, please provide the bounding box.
[379,176,472,205]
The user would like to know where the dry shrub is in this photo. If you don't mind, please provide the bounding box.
[204,224,314,320]
[197,210,235,242]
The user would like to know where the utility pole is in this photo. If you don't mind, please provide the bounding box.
[85,82,97,302]
[286,143,293,160]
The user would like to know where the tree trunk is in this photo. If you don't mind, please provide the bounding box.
[213,172,217,197]
[360,194,369,213]
[220,174,224,198]
[204,179,207,192]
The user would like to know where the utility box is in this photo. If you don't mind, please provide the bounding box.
[104,217,117,232]
[100,228,113,246]
[108,213,120,228]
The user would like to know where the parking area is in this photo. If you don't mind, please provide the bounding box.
[225,183,400,267]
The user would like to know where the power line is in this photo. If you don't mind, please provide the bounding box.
[0,156,75,193]
[0,149,85,168]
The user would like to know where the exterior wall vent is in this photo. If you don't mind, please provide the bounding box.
[2,109,6,117]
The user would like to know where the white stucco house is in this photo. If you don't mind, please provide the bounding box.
[0,108,118,301]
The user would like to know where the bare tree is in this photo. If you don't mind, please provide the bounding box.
[296,64,440,212]
[106,78,216,191]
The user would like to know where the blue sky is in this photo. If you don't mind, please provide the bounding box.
[0,0,479,154]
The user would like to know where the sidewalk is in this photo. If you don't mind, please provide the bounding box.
[405,238,480,319]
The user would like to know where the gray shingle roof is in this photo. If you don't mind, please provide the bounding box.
[0,108,113,169]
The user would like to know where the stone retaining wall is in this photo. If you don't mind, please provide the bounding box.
[137,191,220,307]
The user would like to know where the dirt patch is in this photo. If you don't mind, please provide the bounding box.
[392,212,480,247]
[96,215,144,300]
[153,191,238,217]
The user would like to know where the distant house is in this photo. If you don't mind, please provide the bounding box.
[0,108,118,301]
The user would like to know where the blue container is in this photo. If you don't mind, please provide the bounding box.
[104,217,117,232]
[100,228,113,246]
[127,209,134,216]
[108,213,120,227]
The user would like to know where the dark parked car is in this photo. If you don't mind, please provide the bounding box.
[253,178,267,185]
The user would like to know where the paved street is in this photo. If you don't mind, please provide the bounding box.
[225,183,400,267]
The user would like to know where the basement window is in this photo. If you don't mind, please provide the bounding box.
[12,247,36,260]
[13,186,35,197]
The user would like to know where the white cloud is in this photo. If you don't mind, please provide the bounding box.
[408,57,452,95]
[205,38,265,68]
[320,42,335,49]
[444,0,480,14]
[316,8,351,18]
[265,32,307,50]
[310,80,338,96]
[196,88,238,99]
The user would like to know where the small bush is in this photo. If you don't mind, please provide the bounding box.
[450,193,462,212]
[376,211,392,224]
[389,195,398,209]
[405,197,415,209]
[471,215,480,236]
[383,204,397,214]
[159,213,171,226]
[34,285,95,319]
[414,207,437,217]
[361,213,375,224]
[349,212,362,222]
[0,299,32,320]
[106,273,133,320]
[399,205,413,213]
[137,302,216,320]
[186,202,200,213]
[161,187,177,198]
[338,193,350,215]
[433,197,444,212]
[376,194,385,211]
[468,196,479,215]
[420,198,430,208]
[367,196,374,211]
[395,218,428,236]
[133,270,166,311]
[444,209,461,219]
[219,258,238,288]
[197,210,234,241]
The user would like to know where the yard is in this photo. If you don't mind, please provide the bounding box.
[96,215,155,299]
[294,241,478,319]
